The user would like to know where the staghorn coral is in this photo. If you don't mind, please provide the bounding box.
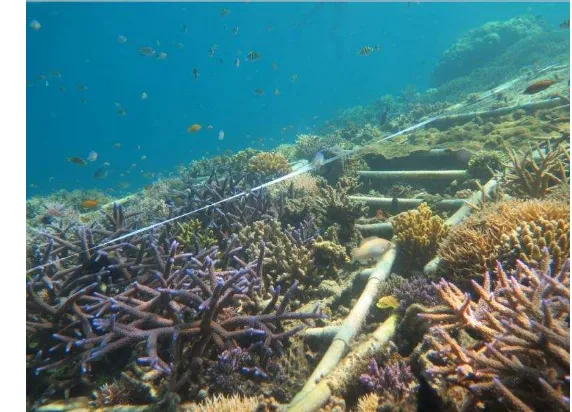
[176,219,218,252]
[467,150,508,181]
[416,250,570,412]
[238,219,317,294]
[294,133,345,160]
[247,152,291,178]
[391,203,448,271]
[26,204,324,406]
[315,177,368,245]
[503,141,570,199]
[438,199,569,286]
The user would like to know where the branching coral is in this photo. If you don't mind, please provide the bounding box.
[417,250,570,411]
[359,357,419,409]
[26,206,324,407]
[392,203,448,271]
[247,152,291,178]
[503,141,570,199]
[438,199,569,286]
[498,217,569,274]
[238,219,318,294]
[176,219,218,252]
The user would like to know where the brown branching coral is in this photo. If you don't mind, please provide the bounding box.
[438,199,569,285]
[416,250,570,412]
[238,219,316,293]
[247,152,291,177]
[503,141,570,199]
[392,203,448,271]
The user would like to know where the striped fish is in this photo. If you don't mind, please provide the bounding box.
[358,45,380,56]
[246,51,261,61]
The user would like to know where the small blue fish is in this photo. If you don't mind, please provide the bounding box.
[312,151,325,169]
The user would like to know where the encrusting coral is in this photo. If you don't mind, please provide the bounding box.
[416,249,570,412]
[503,140,570,199]
[392,203,449,271]
[437,199,569,286]
[247,152,292,177]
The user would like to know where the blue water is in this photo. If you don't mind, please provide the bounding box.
[26,2,569,197]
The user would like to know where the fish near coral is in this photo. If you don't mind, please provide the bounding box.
[351,237,392,263]
[81,199,99,209]
[523,79,556,94]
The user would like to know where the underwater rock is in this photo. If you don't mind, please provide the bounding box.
[431,15,545,87]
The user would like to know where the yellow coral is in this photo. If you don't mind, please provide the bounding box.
[184,394,259,412]
[499,217,569,273]
[392,203,448,270]
[438,199,569,284]
[246,151,291,176]
[176,219,217,251]
[356,393,380,412]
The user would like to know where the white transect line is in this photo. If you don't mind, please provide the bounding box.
[28,63,562,272]
[27,115,439,274]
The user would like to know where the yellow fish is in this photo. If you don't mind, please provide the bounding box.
[351,237,392,263]
[376,295,399,310]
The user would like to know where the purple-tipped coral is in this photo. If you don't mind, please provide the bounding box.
[393,274,440,310]
[26,208,324,406]
[417,248,570,411]
[359,358,417,399]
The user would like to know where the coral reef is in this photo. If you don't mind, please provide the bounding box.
[185,394,259,412]
[294,133,344,160]
[391,203,449,271]
[498,216,569,274]
[467,150,507,181]
[26,205,324,407]
[184,148,261,178]
[417,251,570,411]
[431,15,545,87]
[437,199,569,286]
[176,219,218,252]
[238,219,317,294]
[393,275,440,310]
[247,152,291,178]
[503,141,570,199]
[359,357,419,409]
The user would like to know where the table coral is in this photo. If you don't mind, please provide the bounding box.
[416,250,570,412]
[391,203,448,271]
